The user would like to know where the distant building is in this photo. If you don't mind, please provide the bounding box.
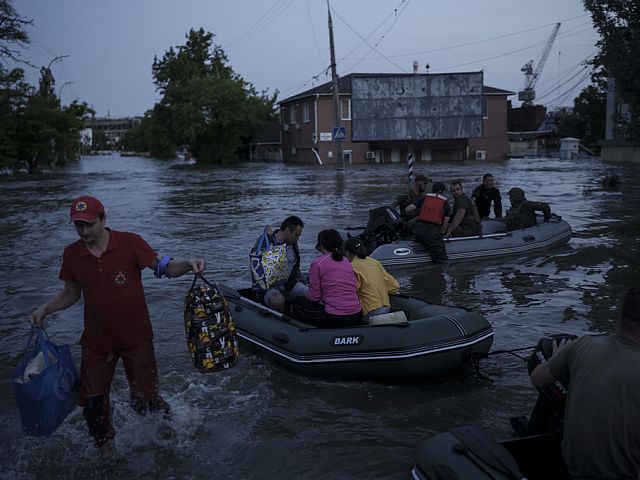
[249,121,282,161]
[278,73,514,164]
[85,116,142,148]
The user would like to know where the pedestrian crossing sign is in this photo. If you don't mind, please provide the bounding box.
[332,126,346,140]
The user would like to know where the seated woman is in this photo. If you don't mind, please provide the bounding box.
[344,237,400,321]
[294,229,362,328]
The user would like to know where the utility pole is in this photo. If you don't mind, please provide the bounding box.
[327,1,344,171]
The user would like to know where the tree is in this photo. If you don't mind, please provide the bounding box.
[142,28,277,163]
[0,1,91,171]
[584,0,640,141]
[0,64,32,166]
[0,0,31,62]
[555,72,607,153]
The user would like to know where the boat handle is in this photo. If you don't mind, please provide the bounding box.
[271,332,290,344]
[523,235,535,242]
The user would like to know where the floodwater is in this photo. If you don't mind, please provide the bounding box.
[0,154,638,479]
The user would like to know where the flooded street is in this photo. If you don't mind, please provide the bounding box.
[1,154,638,479]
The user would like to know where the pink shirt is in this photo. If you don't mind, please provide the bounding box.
[306,253,362,315]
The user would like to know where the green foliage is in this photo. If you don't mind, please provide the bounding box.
[555,77,607,153]
[584,0,640,141]
[137,27,277,163]
[0,0,31,62]
[0,1,91,172]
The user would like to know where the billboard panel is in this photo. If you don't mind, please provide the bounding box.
[351,73,484,142]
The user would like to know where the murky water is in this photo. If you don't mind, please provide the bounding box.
[1,154,638,479]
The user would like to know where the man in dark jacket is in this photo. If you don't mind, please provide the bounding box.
[251,215,307,312]
[505,187,551,230]
[472,173,502,219]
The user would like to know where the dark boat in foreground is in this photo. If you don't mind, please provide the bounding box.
[219,285,493,380]
[411,335,573,479]
[411,425,568,480]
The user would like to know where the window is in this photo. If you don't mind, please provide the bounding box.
[302,101,310,122]
[341,98,351,120]
[483,98,488,119]
[289,105,297,124]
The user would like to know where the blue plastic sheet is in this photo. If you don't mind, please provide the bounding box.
[12,328,79,436]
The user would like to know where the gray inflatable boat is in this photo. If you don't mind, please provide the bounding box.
[369,216,572,267]
[218,285,493,380]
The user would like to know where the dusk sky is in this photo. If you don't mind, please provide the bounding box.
[13,0,599,118]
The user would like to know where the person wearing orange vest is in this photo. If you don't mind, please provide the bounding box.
[405,182,451,263]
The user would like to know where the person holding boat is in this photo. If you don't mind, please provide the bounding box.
[251,215,307,313]
[344,237,400,321]
[293,229,362,328]
[30,195,205,455]
[405,182,451,263]
[530,287,640,480]
[504,187,550,230]
[471,173,502,219]
[444,180,481,238]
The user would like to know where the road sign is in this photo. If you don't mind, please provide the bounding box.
[332,126,346,140]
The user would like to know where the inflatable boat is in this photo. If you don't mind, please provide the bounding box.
[411,425,568,480]
[218,285,493,380]
[365,215,572,268]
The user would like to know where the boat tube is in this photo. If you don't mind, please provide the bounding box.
[218,285,493,380]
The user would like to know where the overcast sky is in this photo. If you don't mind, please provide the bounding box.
[12,0,599,118]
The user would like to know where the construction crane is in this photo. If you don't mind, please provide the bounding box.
[519,22,561,107]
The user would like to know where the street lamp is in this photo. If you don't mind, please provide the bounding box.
[47,54,69,70]
[58,81,74,101]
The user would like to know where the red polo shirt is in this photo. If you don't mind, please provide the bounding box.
[59,229,157,352]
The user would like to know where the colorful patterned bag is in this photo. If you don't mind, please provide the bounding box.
[250,227,290,291]
[184,275,239,372]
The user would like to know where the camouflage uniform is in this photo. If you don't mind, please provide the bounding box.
[505,188,551,231]
[451,194,481,237]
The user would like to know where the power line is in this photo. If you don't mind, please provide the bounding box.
[338,0,408,66]
[306,0,326,69]
[278,0,411,97]
[341,0,412,74]
[225,0,296,51]
[535,59,594,101]
[330,1,408,72]
[345,14,591,61]
[544,71,591,106]
[536,54,591,89]
[428,27,594,73]
[277,13,594,99]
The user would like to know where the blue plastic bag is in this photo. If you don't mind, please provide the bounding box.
[12,328,79,436]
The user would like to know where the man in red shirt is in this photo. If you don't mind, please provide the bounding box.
[31,195,205,454]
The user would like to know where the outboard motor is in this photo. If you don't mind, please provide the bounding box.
[520,334,577,436]
[357,206,404,253]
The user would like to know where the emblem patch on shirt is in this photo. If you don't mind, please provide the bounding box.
[75,201,88,212]
[114,271,127,285]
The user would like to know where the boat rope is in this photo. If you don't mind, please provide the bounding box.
[487,345,537,362]
[462,345,537,383]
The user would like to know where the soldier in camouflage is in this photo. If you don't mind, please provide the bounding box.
[504,187,551,231]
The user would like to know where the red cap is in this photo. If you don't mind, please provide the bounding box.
[70,195,105,223]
